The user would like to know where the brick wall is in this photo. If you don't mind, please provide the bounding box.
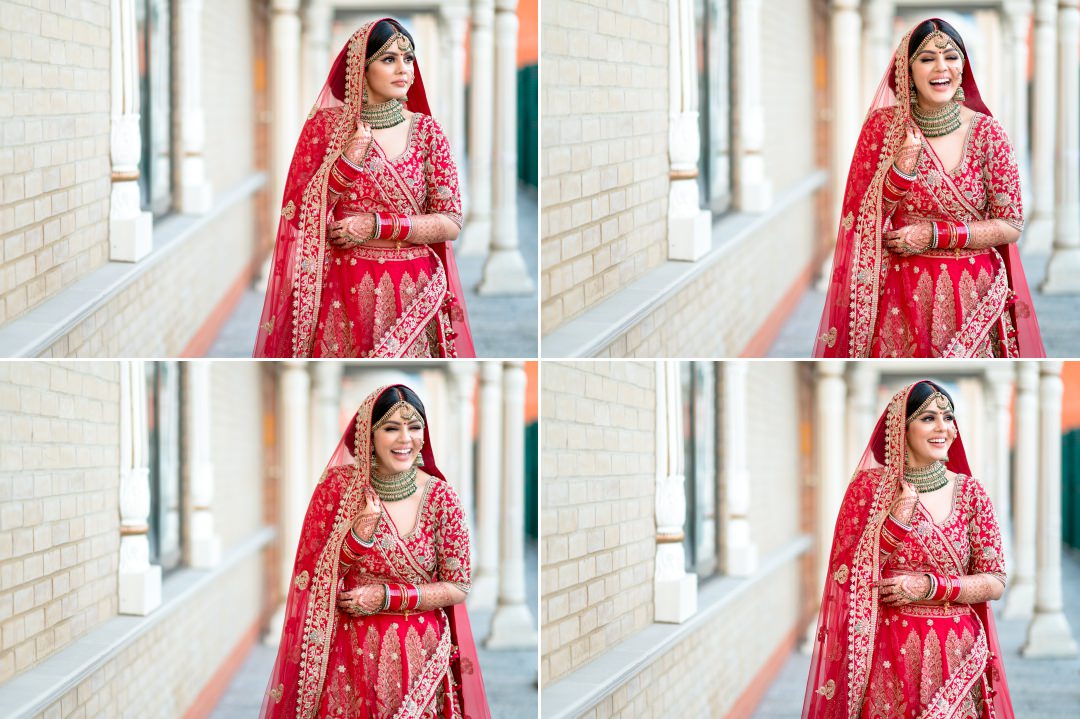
[0,361,120,684]
[0,1,112,325]
[540,0,670,333]
[210,361,264,552]
[540,361,657,685]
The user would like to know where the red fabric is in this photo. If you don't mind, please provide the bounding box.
[813,18,1044,358]
[253,19,474,358]
[259,384,489,719]
[801,380,1014,719]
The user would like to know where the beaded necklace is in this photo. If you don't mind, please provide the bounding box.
[361,99,406,129]
[912,101,961,138]
[371,466,418,501]
[903,460,948,493]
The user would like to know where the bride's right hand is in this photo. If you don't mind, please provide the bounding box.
[894,125,922,176]
[343,120,373,163]
[352,489,382,541]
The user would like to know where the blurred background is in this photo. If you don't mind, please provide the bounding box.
[541,359,1080,717]
[0,0,539,358]
[0,359,538,718]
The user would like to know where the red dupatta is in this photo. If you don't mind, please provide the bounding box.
[253,19,475,358]
[813,19,1043,358]
[259,385,489,719]
[801,381,1013,719]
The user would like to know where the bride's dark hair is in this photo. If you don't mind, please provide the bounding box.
[907,18,967,63]
[366,19,415,59]
[905,380,954,420]
[372,385,428,425]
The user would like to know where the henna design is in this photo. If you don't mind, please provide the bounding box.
[328,214,376,248]
[877,573,931,606]
[894,145,921,176]
[414,581,464,611]
[955,573,1005,603]
[883,223,933,256]
[965,219,1012,250]
[891,496,919,525]
[337,584,385,616]
[403,213,459,245]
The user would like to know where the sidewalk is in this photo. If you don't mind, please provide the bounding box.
[751,546,1080,717]
[207,186,538,358]
[209,541,538,718]
[767,252,1080,357]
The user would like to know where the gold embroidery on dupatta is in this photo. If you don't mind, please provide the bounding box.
[819,327,837,349]
[271,683,284,703]
[816,679,836,700]
[281,200,296,219]
[295,571,310,591]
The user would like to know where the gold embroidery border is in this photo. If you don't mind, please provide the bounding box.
[943,257,1009,358]
[371,250,447,357]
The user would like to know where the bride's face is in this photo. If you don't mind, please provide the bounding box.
[909,34,964,107]
[364,45,414,105]
[905,405,956,467]
[372,405,424,474]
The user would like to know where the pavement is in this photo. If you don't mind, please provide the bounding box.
[208,541,538,719]
[767,252,1080,357]
[207,185,539,358]
[751,546,1080,718]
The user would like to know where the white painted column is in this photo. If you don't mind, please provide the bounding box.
[1026,0,1058,252]
[109,0,152,262]
[279,361,311,599]
[485,362,537,647]
[177,0,212,213]
[1022,362,1079,657]
[1005,361,1039,619]
[272,0,304,234]
[311,362,344,482]
[185,362,221,568]
[721,361,757,577]
[447,362,478,535]
[478,0,534,295]
[470,362,503,608]
[461,0,495,256]
[734,0,772,212]
[444,8,470,179]
[666,0,711,260]
[302,0,333,117]
[983,366,1015,574]
[654,361,697,623]
[804,361,847,648]
[1041,0,1080,291]
[846,362,879,469]
[861,0,894,110]
[1002,1,1033,194]
[829,1,863,234]
[118,361,162,615]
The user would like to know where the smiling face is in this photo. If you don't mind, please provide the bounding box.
[905,402,956,467]
[371,403,425,474]
[909,31,964,109]
[364,36,415,105]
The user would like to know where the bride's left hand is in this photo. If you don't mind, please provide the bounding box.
[327,214,376,249]
[882,222,933,256]
[337,584,385,616]
[876,574,931,606]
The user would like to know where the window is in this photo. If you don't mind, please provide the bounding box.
[136,0,174,216]
[695,0,733,214]
[682,361,718,577]
[146,361,182,571]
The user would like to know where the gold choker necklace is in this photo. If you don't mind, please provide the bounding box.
[904,461,948,493]
[912,101,961,138]
[371,466,418,501]
[361,99,406,129]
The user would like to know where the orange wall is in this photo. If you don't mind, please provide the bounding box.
[1064,362,1080,432]
[525,361,538,423]
[518,0,538,66]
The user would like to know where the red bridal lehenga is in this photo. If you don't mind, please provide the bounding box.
[813,19,1044,358]
[260,385,489,719]
[802,382,1014,719]
[253,19,475,358]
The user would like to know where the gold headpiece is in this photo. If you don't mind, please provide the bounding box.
[906,390,953,424]
[372,400,425,431]
[909,28,965,65]
[365,31,413,66]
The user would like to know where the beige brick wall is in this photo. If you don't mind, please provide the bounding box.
[541,361,657,685]
[746,362,803,558]
[540,0,670,333]
[202,0,256,193]
[0,361,120,685]
[0,1,112,325]
[592,196,817,357]
[574,560,802,719]
[210,362,264,552]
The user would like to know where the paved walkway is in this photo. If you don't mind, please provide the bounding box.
[207,186,539,358]
[209,541,538,718]
[752,546,1080,717]
[768,252,1080,357]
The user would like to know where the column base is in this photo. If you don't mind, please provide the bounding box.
[478,248,535,295]
[668,183,711,261]
[654,573,697,624]
[189,534,222,568]
[458,217,492,257]
[110,211,153,263]
[484,603,537,649]
[118,565,162,616]
[468,573,499,610]
[1021,215,1054,254]
[180,179,213,215]
[1022,610,1080,657]
[1002,580,1035,619]
[724,541,759,577]
[1040,246,1080,293]
[264,602,287,645]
